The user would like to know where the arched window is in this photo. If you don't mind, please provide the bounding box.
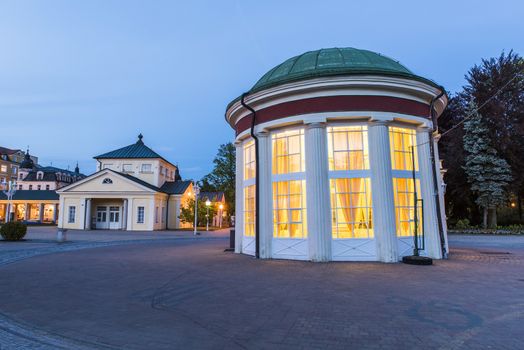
[36,171,44,180]
[102,178,113,184]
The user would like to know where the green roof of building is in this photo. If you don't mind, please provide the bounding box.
[0,190,59,201]
[251,47,439,92]
[160,180,192,195]
[227,47,442,110]
[94,134,175,167]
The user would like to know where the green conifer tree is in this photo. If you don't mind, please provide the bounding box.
[463,100,512,228]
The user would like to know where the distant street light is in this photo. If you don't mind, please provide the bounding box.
[1,180,17,223]
[205,200,211,231]
[193,183,200,235]
[219,203,224,228]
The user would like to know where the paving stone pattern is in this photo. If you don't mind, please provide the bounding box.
[0,232,522,349]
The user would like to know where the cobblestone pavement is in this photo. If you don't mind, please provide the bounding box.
[0,232,523,349]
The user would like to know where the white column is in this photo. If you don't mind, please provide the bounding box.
[433,135,449,254]
[122,199,128,230]
[24,203,30,221]
[84,199,92,230]
[305,122,332,262]
[57,199,65,228]
[257,131,272,259]
[174,198,181,229]
[53,203,58,224]
[149,197,156,230]
[127,198,134,230]
[38,203,44,223]
[416,128,443,259]
[234,141,244,253]
[369,121,398,262]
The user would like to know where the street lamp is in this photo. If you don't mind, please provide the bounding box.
[1,179,17,223]
[205,200,211,231]
[219,203,224,228]
[193,183,200,235]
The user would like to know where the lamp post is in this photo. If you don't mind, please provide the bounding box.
[1,179,17,223]
[205,200,211,231]
[193,183,200,235]
[219,203,224,228]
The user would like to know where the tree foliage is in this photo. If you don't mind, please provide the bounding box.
[200,143,236,213]
[179,198,217,227]
[438,50,524,225]
[462,101,512,227]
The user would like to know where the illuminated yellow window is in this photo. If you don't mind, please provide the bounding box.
[330,178,373,239]
[244,185,256,237]
[389,127,418,171]
[244,140,256,180]
[272,180,307,238]
[392,178,422,237]
[328,126,369,170]
[272,129,305,174]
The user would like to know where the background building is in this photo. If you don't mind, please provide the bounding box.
[57,134,192,231]
[0,146,36,183]
[0,149,83,224]
[226,47,448,262]
[199,191,227,227]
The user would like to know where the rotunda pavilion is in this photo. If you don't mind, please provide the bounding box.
[225,47,448,262]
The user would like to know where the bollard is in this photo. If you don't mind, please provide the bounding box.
[224,229,235,252]
[229,229,235,249]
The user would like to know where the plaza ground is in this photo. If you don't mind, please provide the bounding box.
[0,227,523,349]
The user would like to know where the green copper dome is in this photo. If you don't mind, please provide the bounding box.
[250,47,437,92]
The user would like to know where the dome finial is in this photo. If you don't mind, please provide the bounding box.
[21,148,34,170]
[137,133,144,144]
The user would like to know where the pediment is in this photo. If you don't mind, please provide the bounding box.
[58,170,158,194]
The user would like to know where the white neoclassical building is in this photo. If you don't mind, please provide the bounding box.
[57,134,192,231]
[226,47,449,262]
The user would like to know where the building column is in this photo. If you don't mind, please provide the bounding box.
[369,121,398,262]
[174,198,181,229]
[149,197,156,230]
[82,198,91,230]
[4,204,8,223]
[122,199,128,230]
[126,198,134,230]
[305,122,332,262]
[10,204,16,222]
[433,134,449,254]
[416,128,443,259]
[53,203,58,224]
[234,140,244,253]
[24,203,30,221]
[57,200,64,228]
[38,203,44,223]
[257,131,272,259]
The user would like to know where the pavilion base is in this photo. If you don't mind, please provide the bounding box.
[402,255,433,265]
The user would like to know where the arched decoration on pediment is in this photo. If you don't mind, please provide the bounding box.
[102,178,113,184]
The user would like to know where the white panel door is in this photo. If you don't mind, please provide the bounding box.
[242,236,255,256]
[272,238,308,260]
[109,206,121,230]
[96,206,109,230]
[332,238,377,261]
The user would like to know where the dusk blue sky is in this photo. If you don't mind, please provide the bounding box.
[0,1,522,179]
